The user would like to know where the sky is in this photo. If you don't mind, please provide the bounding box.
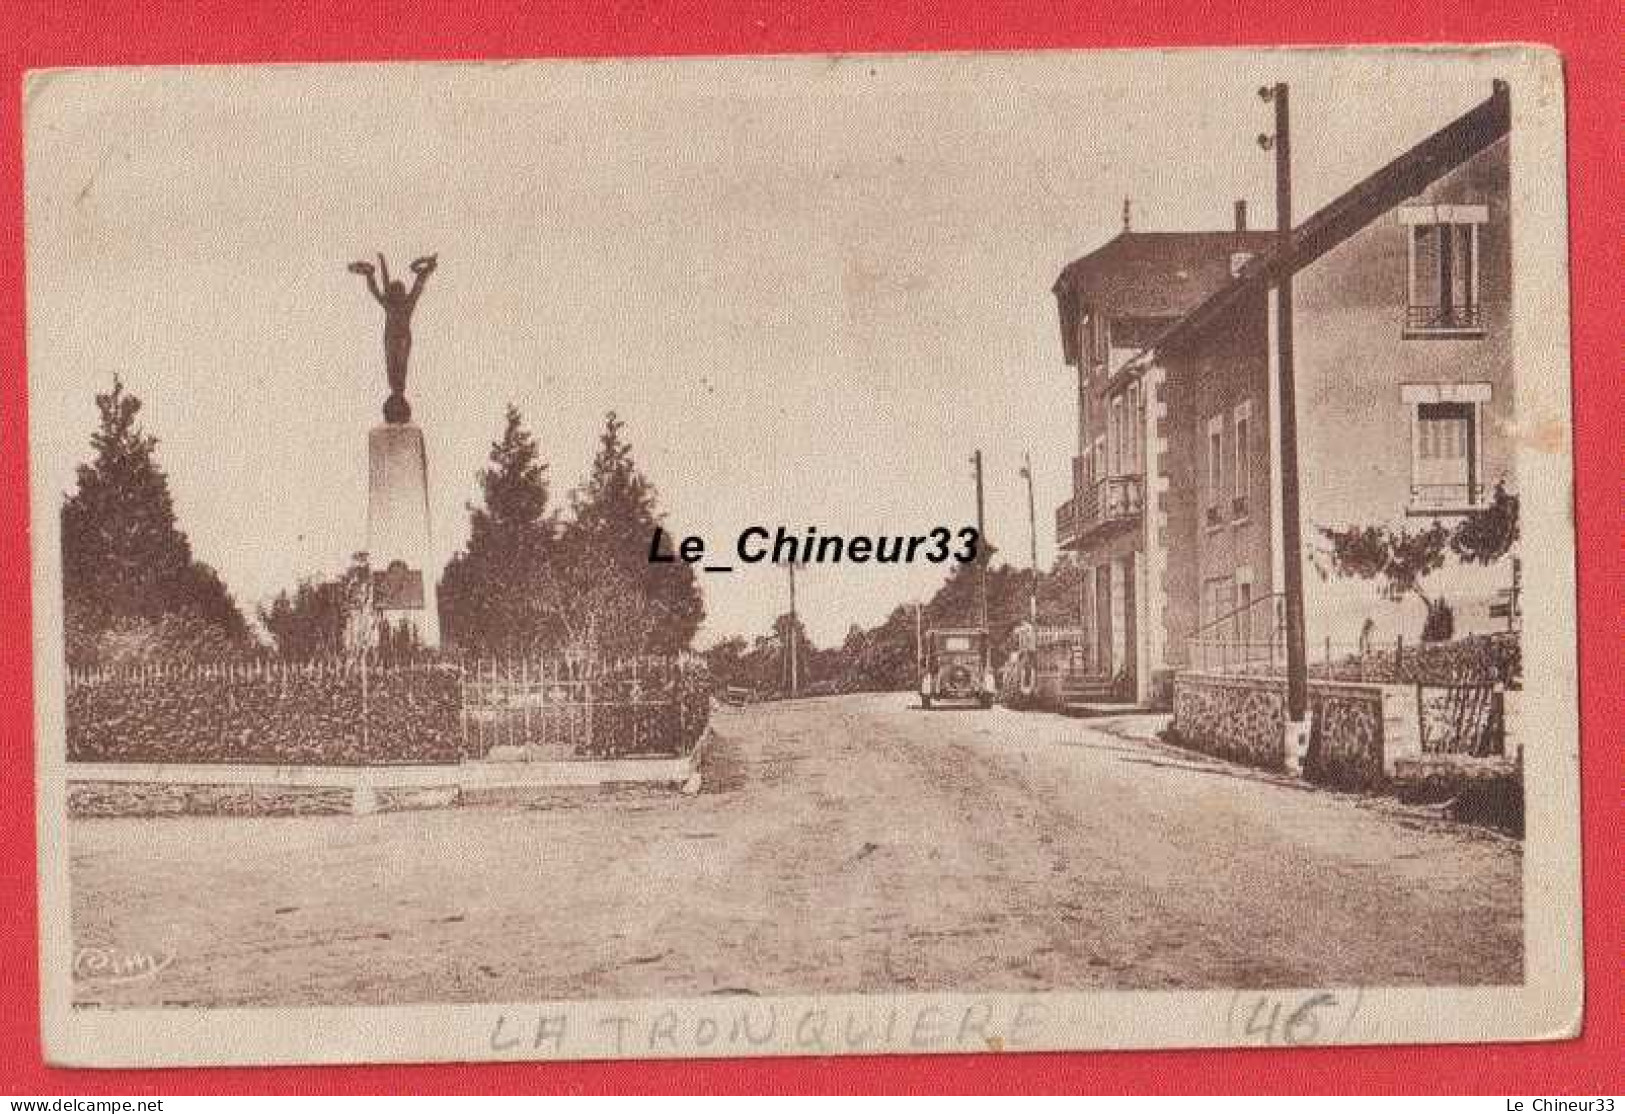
[25,49,1510,646]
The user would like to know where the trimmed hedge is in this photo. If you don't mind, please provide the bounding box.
[1312,631,1521,689]
[67,663,462,765]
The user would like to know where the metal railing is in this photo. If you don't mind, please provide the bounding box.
[1405,303,1484,333]
[1055,474,1143,546]
[1409,482,1483,511]
[1185,591,1287,675]
[461,655,703,761]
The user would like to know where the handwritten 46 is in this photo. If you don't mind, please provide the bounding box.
[1230,990,1362,1046]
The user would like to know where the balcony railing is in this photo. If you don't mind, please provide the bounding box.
[1055,474,1143,548]
[1408,482,1483,514]
[1405,303,1484,336]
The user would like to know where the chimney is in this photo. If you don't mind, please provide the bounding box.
[1234,199,1248,232]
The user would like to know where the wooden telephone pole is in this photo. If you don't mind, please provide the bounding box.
[786,560,799,698]
[1020,452,1039,623]
[971,449,989,632]
[1261,82,1309,738]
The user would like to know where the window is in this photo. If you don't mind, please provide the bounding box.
[1126,382,1142,474]
[1205,414,1225,528]
[1203,575,1236,630]
[1079,306,1109,368]
[1232,400,1252,520]
[1107,389,1143,477]
[1109,395,1125,476]
[1235,566,1254,642]
[1400,204,1489,336]
[1402,383,1490,513]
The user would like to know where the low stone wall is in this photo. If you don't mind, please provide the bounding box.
[67,781,458,818]
[1169,673,1286,769]
[66,735,707,818]
[1171,672,1420,789]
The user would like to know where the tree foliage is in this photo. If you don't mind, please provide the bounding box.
[259,577,351,660]
[438,405,559,655]
[1450,482,1519,565]
[1317,484,1519,641]
[552,412,703,657]
[706,546,1087,697]
[432,408,704,659]
[62,377,251,666]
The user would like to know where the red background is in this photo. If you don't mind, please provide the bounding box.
[1,0,1617,1095]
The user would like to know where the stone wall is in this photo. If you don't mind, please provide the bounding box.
[1170,673,1286,769]
[1172,672,1421,789]
[1304,685,1387,790]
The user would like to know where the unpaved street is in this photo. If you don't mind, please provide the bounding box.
[72,693,1520,1007]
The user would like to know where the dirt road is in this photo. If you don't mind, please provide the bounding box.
[71,693,1520,1006]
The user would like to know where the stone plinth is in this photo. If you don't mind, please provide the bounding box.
[367,423,440,647]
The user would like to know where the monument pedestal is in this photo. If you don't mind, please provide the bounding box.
[367,422,440,648]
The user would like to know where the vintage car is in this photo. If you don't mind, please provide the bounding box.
[919,627,996,709]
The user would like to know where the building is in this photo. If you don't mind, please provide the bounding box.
[1051,81,1514,705]
[1050,219,1274,701]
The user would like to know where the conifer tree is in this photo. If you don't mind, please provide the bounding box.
[438,405,559,655]
[556,412,703,656]
[61,377,250,665]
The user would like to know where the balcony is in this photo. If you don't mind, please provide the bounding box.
[1055,474,1144,549]
[1404,303,1484,339]
[1407,482,1484,516]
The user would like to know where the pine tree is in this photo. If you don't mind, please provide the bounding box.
[61,377,250,665]
[556,411,703,656]
[438,405,559,655]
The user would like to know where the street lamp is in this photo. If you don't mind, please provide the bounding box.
[1019,452,1039,624]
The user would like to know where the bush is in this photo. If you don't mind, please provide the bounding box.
[67,662,462,765]
[1421,600,1455,643]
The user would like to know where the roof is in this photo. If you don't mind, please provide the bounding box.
[1051,230,1276,363]
[1135,80,1511,363]
[1052,230,1276,297]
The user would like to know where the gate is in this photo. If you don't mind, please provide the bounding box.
[461,656,685,761]
[1417,682,1505,757]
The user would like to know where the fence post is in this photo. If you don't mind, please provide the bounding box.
[459,663,469,760]
[522,656,532,763]
[591,656,604,759]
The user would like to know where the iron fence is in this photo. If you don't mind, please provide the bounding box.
[67,654,709,765]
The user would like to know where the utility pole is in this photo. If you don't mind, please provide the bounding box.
[971,449,989,632]
[786,560,799,698]
[914,600,924,671]
[1260,82,1309,748]
[1020,452,1039,623]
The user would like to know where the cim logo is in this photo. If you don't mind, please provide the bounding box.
[73,945,174,984]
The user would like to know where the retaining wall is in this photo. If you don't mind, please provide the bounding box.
[1171,672,1421,789]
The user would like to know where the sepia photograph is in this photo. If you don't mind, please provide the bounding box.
[25,46,1578,1066]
